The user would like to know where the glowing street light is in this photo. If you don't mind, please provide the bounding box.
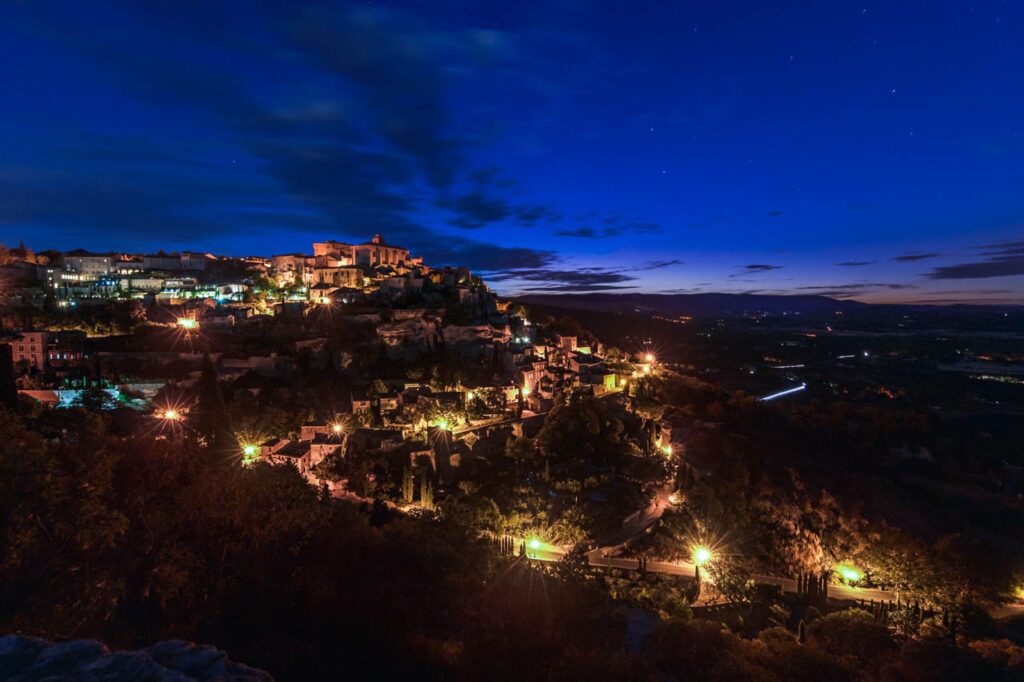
[242,444,258,459]
[161,409,180,420]
[528,538,542,550]
[436,420,449,431]
[467,392,475,401]
[521,385,531,396]
[177,317,197,330]
[642,365,650,374]
[839,566,862,582]
[694,546,712,565]
[662,444,673,456]
[645,353,654,362]
[332,423,343,434]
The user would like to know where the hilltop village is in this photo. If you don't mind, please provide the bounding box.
[0,236,664,525]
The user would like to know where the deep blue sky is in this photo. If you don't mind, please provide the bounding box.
[2,1,1023,303]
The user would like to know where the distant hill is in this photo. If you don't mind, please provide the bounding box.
[513,292,1023,317]
[513,293,869,317]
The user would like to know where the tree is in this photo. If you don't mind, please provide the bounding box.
[195,352,232,456]
[0,344,18,408]
[419,474,434,509]
[504,436,537,465]
[556,544,590,583]
[705,559,755,605]
[73,384,116,411]
[402,466,414,504]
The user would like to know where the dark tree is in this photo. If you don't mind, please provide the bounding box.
[195,352,232,456]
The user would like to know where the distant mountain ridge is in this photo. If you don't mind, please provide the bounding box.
[513,292,1022,317]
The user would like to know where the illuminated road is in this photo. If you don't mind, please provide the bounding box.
[521,541,898,605]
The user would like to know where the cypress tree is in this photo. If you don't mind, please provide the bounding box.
[420,474,433,508]
[0,344,18,408]
[195,352,232,456]
[402,466,414,504]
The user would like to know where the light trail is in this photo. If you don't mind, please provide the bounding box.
[769,364,805,369]
[758,383,807,401]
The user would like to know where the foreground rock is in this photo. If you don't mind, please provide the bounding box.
[0,635,273,681]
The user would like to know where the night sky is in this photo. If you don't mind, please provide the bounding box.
[2,1,1023,303]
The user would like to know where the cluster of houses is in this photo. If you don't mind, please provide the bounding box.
[0,234,483,310]
[240,325,647,489]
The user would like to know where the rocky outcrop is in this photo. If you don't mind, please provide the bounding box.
[0,635,273,681]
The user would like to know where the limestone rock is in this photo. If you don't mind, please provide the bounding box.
[0,634,273,681]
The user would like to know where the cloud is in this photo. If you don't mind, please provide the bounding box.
[638,259,684,270]
[483,265,638,292]
[793,283,917,298]
[515,204,561,226]
[835,261,876,267]
[421,238,555,272]
[445,191,512,229]
[286,6,464,188]
[925,239,1024,279]
[727,264,784,279]
[892,252,941,262]
[555,228,606,238]
[443,166,561,229]
[556,216,661,238]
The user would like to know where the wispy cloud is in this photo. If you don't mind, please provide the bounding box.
[925,239,1024,279]
[892,252,941,262]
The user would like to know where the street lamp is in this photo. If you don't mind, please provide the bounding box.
[694,546,712,565]
[162,409,179,420]
[332,423,343,434]
[177,317,197,330]
[529,538,541,550]
[242,444,258,461]
[839,566,862,583]
[645,353,654,362]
